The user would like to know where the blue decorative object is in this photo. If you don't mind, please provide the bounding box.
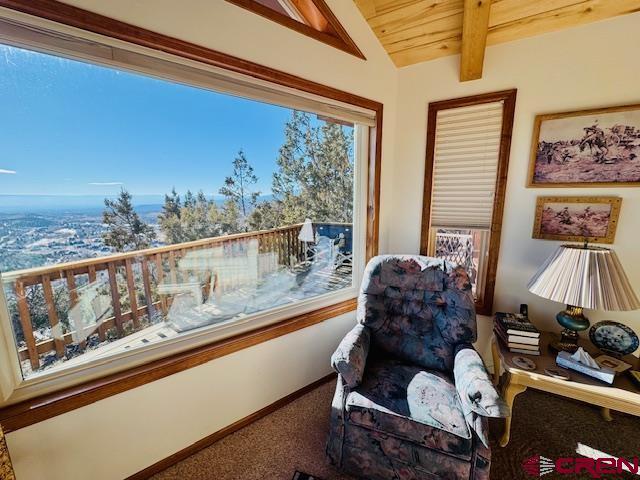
[589,320,639,356]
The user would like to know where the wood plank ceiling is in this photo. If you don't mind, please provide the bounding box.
[354,0,640,71]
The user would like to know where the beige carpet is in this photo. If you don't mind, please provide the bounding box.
[153,379,640,480]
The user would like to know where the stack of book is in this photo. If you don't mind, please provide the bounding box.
[494,312,540,355]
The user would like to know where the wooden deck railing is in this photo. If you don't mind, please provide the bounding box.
[3,223,348,371]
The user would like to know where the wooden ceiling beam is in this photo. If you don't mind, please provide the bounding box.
[459,0,492,81]
[355,0,640,68]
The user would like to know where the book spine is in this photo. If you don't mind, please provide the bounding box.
[493,327,509,345]
[510,348,541,355]
[505,329,540,338]
[497,317,539,335]
[508,342,539,351]
[507,335,539,345]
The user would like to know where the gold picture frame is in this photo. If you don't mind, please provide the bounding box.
[532,196,622,244]
[528,103,640,187]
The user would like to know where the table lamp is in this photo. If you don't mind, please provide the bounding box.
[527,244,640,352]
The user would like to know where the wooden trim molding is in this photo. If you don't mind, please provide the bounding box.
[420,89,517,316]
[367,117,383,262]
[225,0,366,60]
[126,373,337,479]
[0,300,354,433]
[0,0,382,429]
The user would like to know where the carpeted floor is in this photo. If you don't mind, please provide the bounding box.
[153,379,640,480]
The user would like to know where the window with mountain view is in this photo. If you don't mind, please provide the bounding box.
[0,43,362,379]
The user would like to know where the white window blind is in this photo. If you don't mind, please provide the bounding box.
[430,101,504,229]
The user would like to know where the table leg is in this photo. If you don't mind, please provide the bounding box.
[491,338,501,386]
[601,407,613,422]
[500,377,527,447]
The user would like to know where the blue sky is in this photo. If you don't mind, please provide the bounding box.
[0,43,297,198]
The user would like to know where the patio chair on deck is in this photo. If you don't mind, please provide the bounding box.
[330,233,352,271]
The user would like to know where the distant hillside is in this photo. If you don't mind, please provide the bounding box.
[0,194,274,214]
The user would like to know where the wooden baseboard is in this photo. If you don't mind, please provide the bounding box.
[126,372,337,480]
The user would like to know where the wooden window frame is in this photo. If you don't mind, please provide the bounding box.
[224,0,366,60]
[0,0,382,431]
[420,89,516,316]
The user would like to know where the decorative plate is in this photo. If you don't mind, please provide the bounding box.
[589,321,639,356]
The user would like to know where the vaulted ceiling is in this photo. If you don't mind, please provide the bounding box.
[354,0,640,79]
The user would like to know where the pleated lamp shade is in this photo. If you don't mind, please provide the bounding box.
[528,245,640,311]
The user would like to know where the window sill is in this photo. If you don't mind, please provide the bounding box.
[0,298,356,432]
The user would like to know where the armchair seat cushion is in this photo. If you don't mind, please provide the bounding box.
[345,358,473,459]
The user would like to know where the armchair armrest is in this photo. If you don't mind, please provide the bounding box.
[454,345,509,418]
[331,324,370,388]
[454,345,509,447]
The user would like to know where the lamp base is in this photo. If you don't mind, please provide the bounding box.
[550,329,581,353]
[550,306,590,353]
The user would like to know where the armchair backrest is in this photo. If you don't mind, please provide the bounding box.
[358,255,477,372]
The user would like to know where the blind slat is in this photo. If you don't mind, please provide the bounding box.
[435,127,503,139]
[431,101,503,229]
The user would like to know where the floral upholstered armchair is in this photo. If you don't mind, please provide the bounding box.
[327,255,509,480]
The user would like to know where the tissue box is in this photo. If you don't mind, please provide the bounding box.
[556,351,616,384]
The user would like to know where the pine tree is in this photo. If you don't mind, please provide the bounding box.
[219,150,260,229]
[158,189,223,243]
[182,190,221,240]
[158,188,185,244]
[272,111,311,225]
[307,121,353,222]
[102,188,156,252]
[260,111,354,228]
[219,199,241,234]
[183,190,196,209]
[248,200,283,231]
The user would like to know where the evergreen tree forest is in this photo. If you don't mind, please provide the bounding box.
[103,111,354,251]
[8,112,354,358]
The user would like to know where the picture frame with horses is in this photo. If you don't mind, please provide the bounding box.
[532,196,622,244]
[528,103,640,187]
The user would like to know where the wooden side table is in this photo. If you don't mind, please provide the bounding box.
[492,331,640,447]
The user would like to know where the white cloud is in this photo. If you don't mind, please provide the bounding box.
[0,169,16,174]
[88,182,124,186]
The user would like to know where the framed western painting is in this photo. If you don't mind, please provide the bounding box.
[528,103,640,187]
[532,196,622,244]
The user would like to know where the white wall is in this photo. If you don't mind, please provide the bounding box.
[4,1,398,479]
[390,12,640,359]
[9,312,355,479]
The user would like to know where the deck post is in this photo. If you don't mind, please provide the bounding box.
[124,259,139,329]
[15,281,39,370]
[42,275,65,358]
[107,263,124,336]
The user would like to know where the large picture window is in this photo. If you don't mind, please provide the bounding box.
[0,17,373,394]
[421,90,516,315]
